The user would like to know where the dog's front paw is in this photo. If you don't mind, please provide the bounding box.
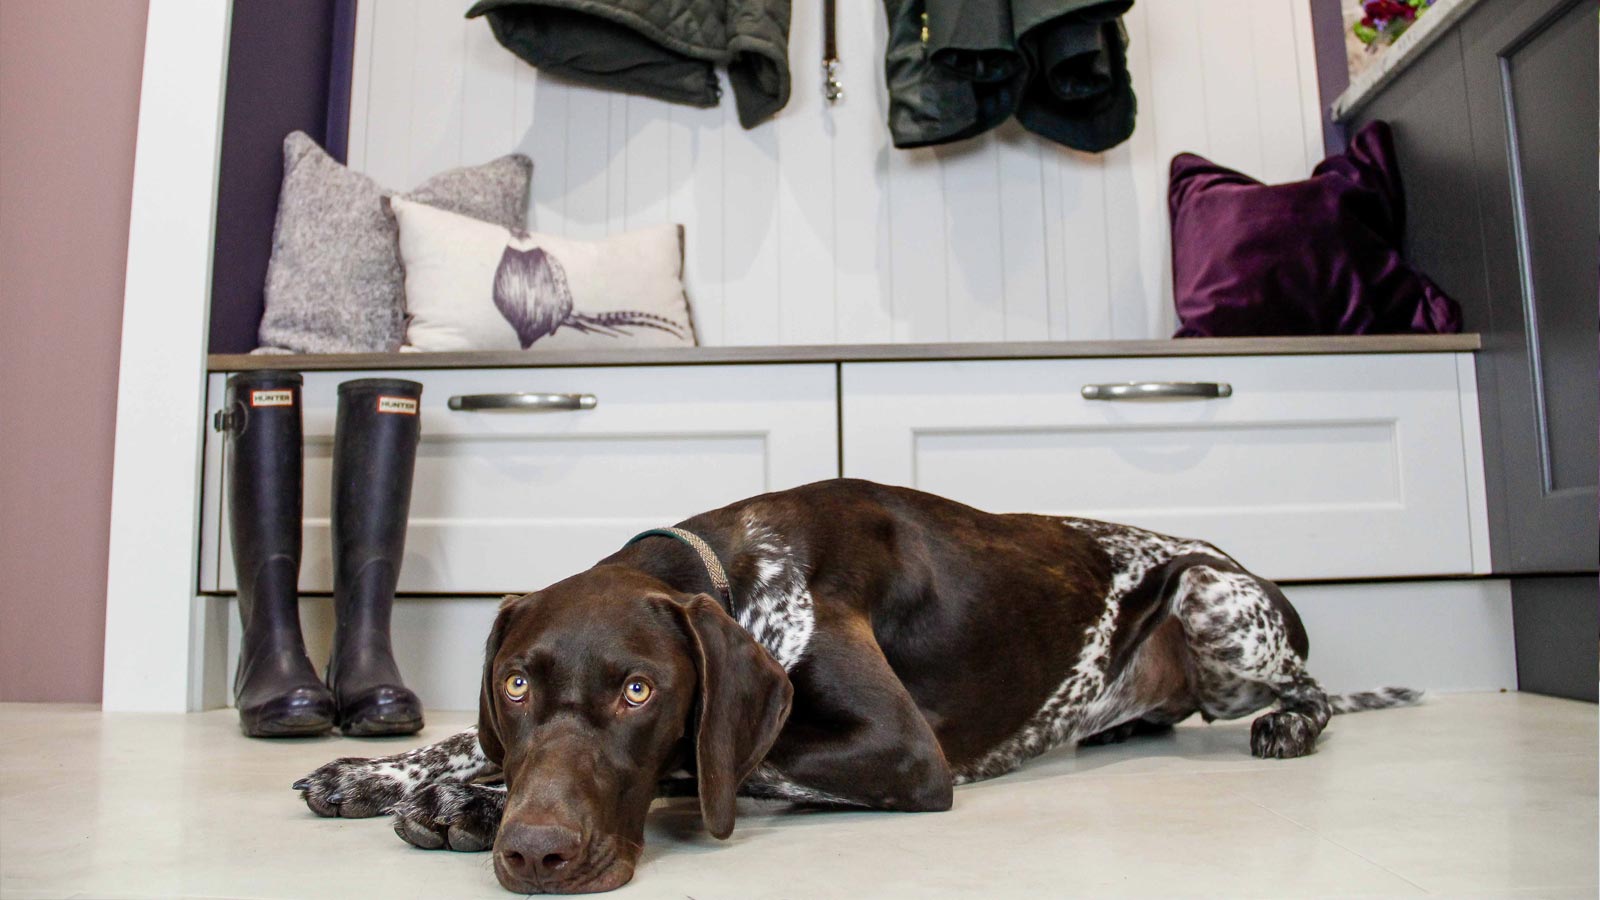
[294,757,411,818]
[1250,711,1318,759]
[391,783,506,852]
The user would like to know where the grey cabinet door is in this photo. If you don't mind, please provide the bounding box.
[1354,0,1597,573]
[1459,0,1598,573]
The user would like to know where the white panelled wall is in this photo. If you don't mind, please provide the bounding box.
[347,0,1326,345]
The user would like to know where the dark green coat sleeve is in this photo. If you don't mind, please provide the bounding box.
[884,0,1024,148]
[882,0,1137,152]
[726,0,792,127]
[1012,0,1136,152]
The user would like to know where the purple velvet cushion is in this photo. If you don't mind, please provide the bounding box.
[1168,121,1461,337]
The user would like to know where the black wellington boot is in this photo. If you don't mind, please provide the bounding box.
[219,371,336,738]
[326,378,426,736]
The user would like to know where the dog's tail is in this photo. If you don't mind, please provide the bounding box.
[1327,687,1424,715]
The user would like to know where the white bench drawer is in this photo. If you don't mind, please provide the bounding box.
[841,354,1484,580]
[200,364,839,594]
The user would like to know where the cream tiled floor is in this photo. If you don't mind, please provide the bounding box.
[0,693,1594,899]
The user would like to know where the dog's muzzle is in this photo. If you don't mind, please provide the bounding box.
[494,820,636,894]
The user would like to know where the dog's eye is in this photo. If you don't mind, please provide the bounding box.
[504,674,530,702]
[622,679,653,707]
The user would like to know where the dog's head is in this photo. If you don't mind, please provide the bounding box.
[479,565,792,894]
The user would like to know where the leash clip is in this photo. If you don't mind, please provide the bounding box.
[823,58,843,104]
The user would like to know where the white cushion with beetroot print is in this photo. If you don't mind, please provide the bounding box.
[390,197,697,353]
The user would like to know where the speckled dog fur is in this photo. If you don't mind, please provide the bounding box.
[295,479,1420,865]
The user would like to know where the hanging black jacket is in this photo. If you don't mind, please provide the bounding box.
[884,0,1136,151]
[466,0,791,128]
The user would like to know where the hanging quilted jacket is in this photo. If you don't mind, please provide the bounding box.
[466,0,792,129]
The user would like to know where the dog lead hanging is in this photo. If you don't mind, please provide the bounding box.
[823,0,843,104]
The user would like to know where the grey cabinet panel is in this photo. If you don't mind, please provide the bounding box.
[1461,0,1598,572]
[1353,32,1493,330]
[1356,0,1598,575]
[1489,3,1596,494]
[1512,575,1599,702]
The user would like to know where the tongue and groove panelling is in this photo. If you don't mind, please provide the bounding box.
[345,0,1325,345]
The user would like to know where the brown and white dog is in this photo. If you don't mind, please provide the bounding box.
[294,479,1418,894]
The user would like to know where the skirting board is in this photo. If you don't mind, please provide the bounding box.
[212,579,1516,711]
[1282,579,1516,695]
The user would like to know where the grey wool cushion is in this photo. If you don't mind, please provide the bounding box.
[256,132,532,353]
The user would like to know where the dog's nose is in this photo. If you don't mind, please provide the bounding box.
[498,820,584,882]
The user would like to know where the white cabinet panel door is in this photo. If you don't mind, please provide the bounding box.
[842,354,1477,580]
[201,364,838,594]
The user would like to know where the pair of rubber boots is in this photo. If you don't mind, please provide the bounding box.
[219,372,424,738]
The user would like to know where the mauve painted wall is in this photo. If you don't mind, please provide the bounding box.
[0,0,150,702]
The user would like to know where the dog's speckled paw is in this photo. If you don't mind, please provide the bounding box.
[294,757,411,818]
[1250,711,1319,759]
[391,782,506,852]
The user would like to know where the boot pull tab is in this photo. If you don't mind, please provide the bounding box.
[214,403,246,434]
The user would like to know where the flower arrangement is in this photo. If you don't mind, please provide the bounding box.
[1352,0,1436,48]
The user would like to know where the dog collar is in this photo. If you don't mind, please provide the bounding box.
[625,528,732,604]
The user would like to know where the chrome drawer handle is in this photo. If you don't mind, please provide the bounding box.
[447,393,598,412]
[1081,382,1233,401]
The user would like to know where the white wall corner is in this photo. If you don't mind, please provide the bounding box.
[1456,353,1493,575]
[102,0,232,712]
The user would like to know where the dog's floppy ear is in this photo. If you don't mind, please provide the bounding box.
[477,593,528,767]
[671,594,793,840]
